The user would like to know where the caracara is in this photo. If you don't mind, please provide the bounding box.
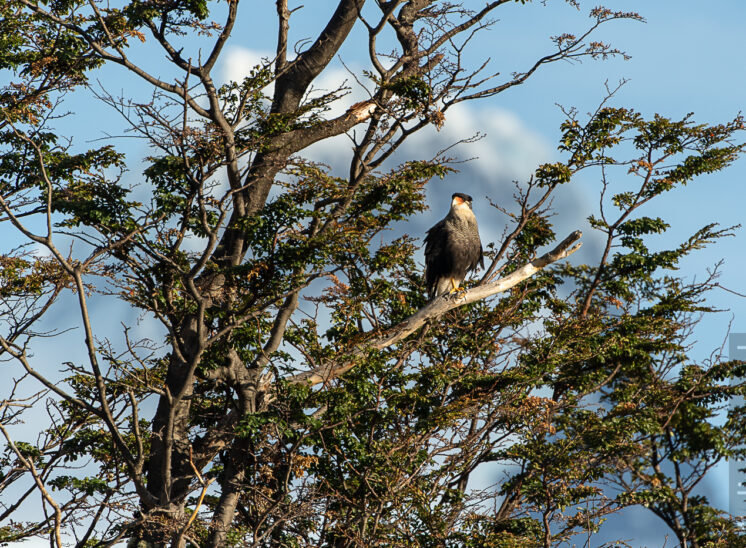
[424,193,484,300]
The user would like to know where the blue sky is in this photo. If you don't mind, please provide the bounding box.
[5,1,746,545]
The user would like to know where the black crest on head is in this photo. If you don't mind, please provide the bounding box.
[452,192,473,202]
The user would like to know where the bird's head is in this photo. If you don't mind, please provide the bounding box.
[451,192,474,211]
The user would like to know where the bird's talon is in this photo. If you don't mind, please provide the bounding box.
[450,286,467,299]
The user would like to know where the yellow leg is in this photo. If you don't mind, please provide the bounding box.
[447,278,470,299]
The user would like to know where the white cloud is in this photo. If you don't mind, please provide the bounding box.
[221,45,552,182]
[221,47,275,89]
[306,101,554,194]
[221,46,370,112]
[403,103,552,183]
[219,46,570,248]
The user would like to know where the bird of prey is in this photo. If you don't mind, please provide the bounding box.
[424,193,484,300]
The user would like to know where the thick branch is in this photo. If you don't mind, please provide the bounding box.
[287,231,583,387]
[210,100,377,266]
[272,100,378,155]
[272,0,365,113]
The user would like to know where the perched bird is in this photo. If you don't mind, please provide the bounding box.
[424,193,484,300]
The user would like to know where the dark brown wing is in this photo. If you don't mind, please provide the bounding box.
[424,218,452,298]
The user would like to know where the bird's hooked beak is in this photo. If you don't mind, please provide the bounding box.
[451,195,471,209]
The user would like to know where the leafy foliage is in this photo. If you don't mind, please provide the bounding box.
[0,1,744,548]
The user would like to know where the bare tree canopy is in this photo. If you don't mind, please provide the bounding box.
[1,1,746,547]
